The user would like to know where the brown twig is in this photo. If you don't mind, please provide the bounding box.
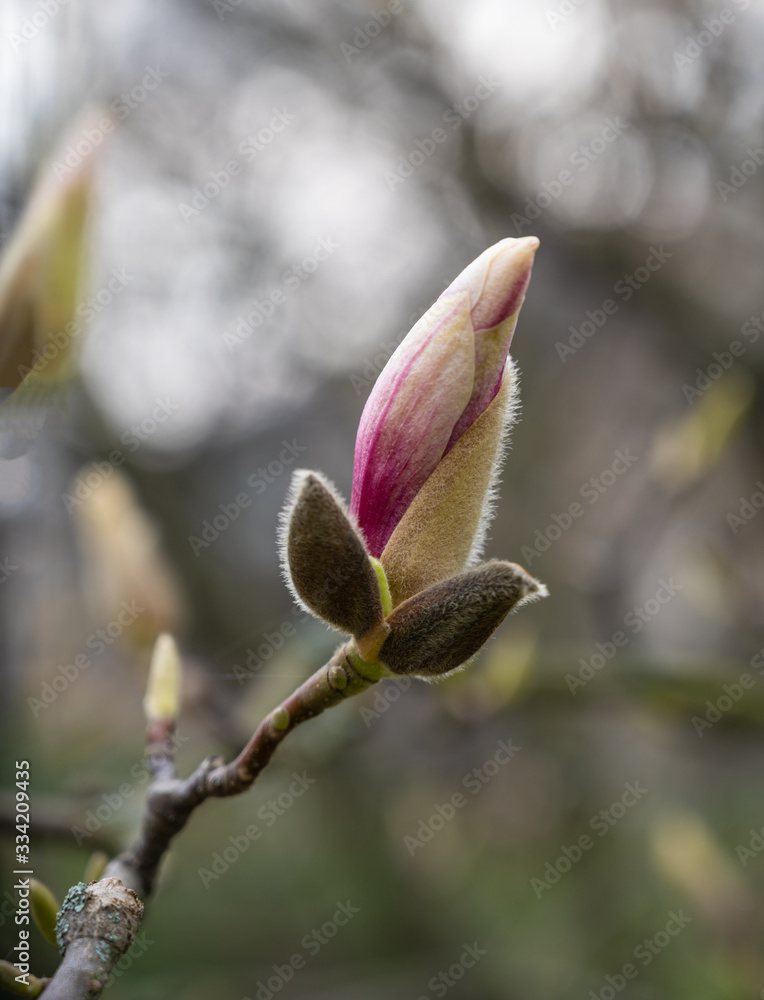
[42,879,143,1000]
[106,644,373,896]
[41,644,376,998]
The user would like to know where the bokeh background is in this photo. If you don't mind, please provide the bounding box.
[1,0,764,997]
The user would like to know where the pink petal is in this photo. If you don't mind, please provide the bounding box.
[351,295,474,556]
[443,237,538,449]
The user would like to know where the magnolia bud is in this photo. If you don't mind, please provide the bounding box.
[0,117,97,396]
[29,879,60,950]
[351,237,539,562]
[381,367,517,606]
[143,633,181,722]
[279,470,390,661]
[379,561,547,678]
[278,238,546,676]
[0,960,44,997]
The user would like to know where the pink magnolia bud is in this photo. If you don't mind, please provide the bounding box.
[350,237,539,559]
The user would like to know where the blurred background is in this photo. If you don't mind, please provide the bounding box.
[1,0,764,997]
